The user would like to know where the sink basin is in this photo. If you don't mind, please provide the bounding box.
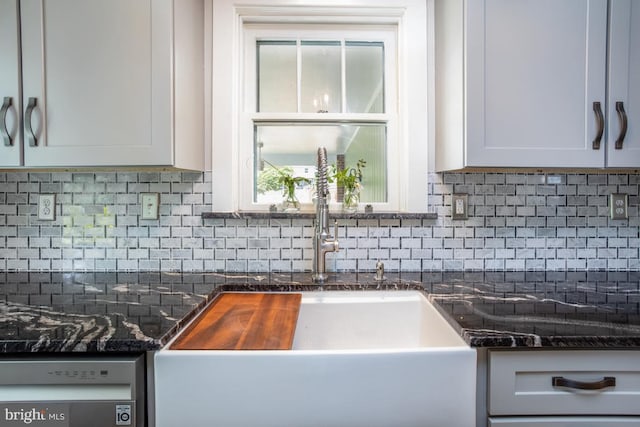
[292,290,468,349]
[154,290,476,427]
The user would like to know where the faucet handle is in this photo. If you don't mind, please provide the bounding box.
[375,260,385,281]
[333,220,340,252]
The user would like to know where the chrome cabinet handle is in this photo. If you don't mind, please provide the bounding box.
[1,97,12,147]
[615,101,628,149]
[552,376,616,391]
[25,97,38,147]
[592,101,604,150]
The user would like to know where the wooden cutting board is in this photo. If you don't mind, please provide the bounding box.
[170,293,302,350]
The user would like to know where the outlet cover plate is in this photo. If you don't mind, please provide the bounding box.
[452,193,468,220]
[38,194,56,221]
[141,193,160,220]
[610,193,628,220]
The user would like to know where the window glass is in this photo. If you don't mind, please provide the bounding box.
[254,37,390,209]
[300,41,342,113]
[254,123,387,205]
[257,41,298,112]
[346,42,384,114]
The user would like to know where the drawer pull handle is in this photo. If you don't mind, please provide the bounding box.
[552,376,616,390]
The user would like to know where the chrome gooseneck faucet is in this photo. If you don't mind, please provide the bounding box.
[312,147,339,283]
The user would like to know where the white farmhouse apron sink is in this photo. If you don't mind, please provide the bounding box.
[154,290,476,427]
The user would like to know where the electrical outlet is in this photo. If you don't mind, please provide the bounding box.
[546,175,563,185]
[37,194,56,221]
[610,193,628,220]
[141,193,160,220]
[452,193,468,220]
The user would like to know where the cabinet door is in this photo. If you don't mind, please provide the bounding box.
[489,350,640,416]
[489,417,640,426]
[466,0,608,167]
[20,0,173,167]
[0,0,21,167]
[608,0,640,167]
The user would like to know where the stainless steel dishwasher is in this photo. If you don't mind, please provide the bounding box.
[0,355,145,427]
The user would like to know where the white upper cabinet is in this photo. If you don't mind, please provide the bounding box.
[435,0,639,170]
[608,0,640,167]
[1,0,204,169]
[464,0,607,169]
[0,0,21,167]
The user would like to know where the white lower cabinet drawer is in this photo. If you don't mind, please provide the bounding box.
[489,416,640,426]
[489,350,640,416]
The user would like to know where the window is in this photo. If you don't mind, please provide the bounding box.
[241,27,396,210]
[211,0,432,213]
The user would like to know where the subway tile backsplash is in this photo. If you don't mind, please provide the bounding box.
[0,171,638,271]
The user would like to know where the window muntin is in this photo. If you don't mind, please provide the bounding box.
[257,39,386,115]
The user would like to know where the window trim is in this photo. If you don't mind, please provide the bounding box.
[211,0,433,213]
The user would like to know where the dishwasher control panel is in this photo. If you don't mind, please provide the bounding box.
[0,356,145,427]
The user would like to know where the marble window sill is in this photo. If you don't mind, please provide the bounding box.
[201,211,438,220]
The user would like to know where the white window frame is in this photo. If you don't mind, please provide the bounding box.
[211,0,433,213]
[241,26,398,212]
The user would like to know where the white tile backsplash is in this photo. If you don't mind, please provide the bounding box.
[0,171,638,271]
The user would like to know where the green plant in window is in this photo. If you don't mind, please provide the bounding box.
[257,165,289,194]
[262,161,311,211]
[330,159,366,212]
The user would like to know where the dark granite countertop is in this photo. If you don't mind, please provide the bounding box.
[1,271,640,352]
[0,272,224,353]
[429,271,640,348]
